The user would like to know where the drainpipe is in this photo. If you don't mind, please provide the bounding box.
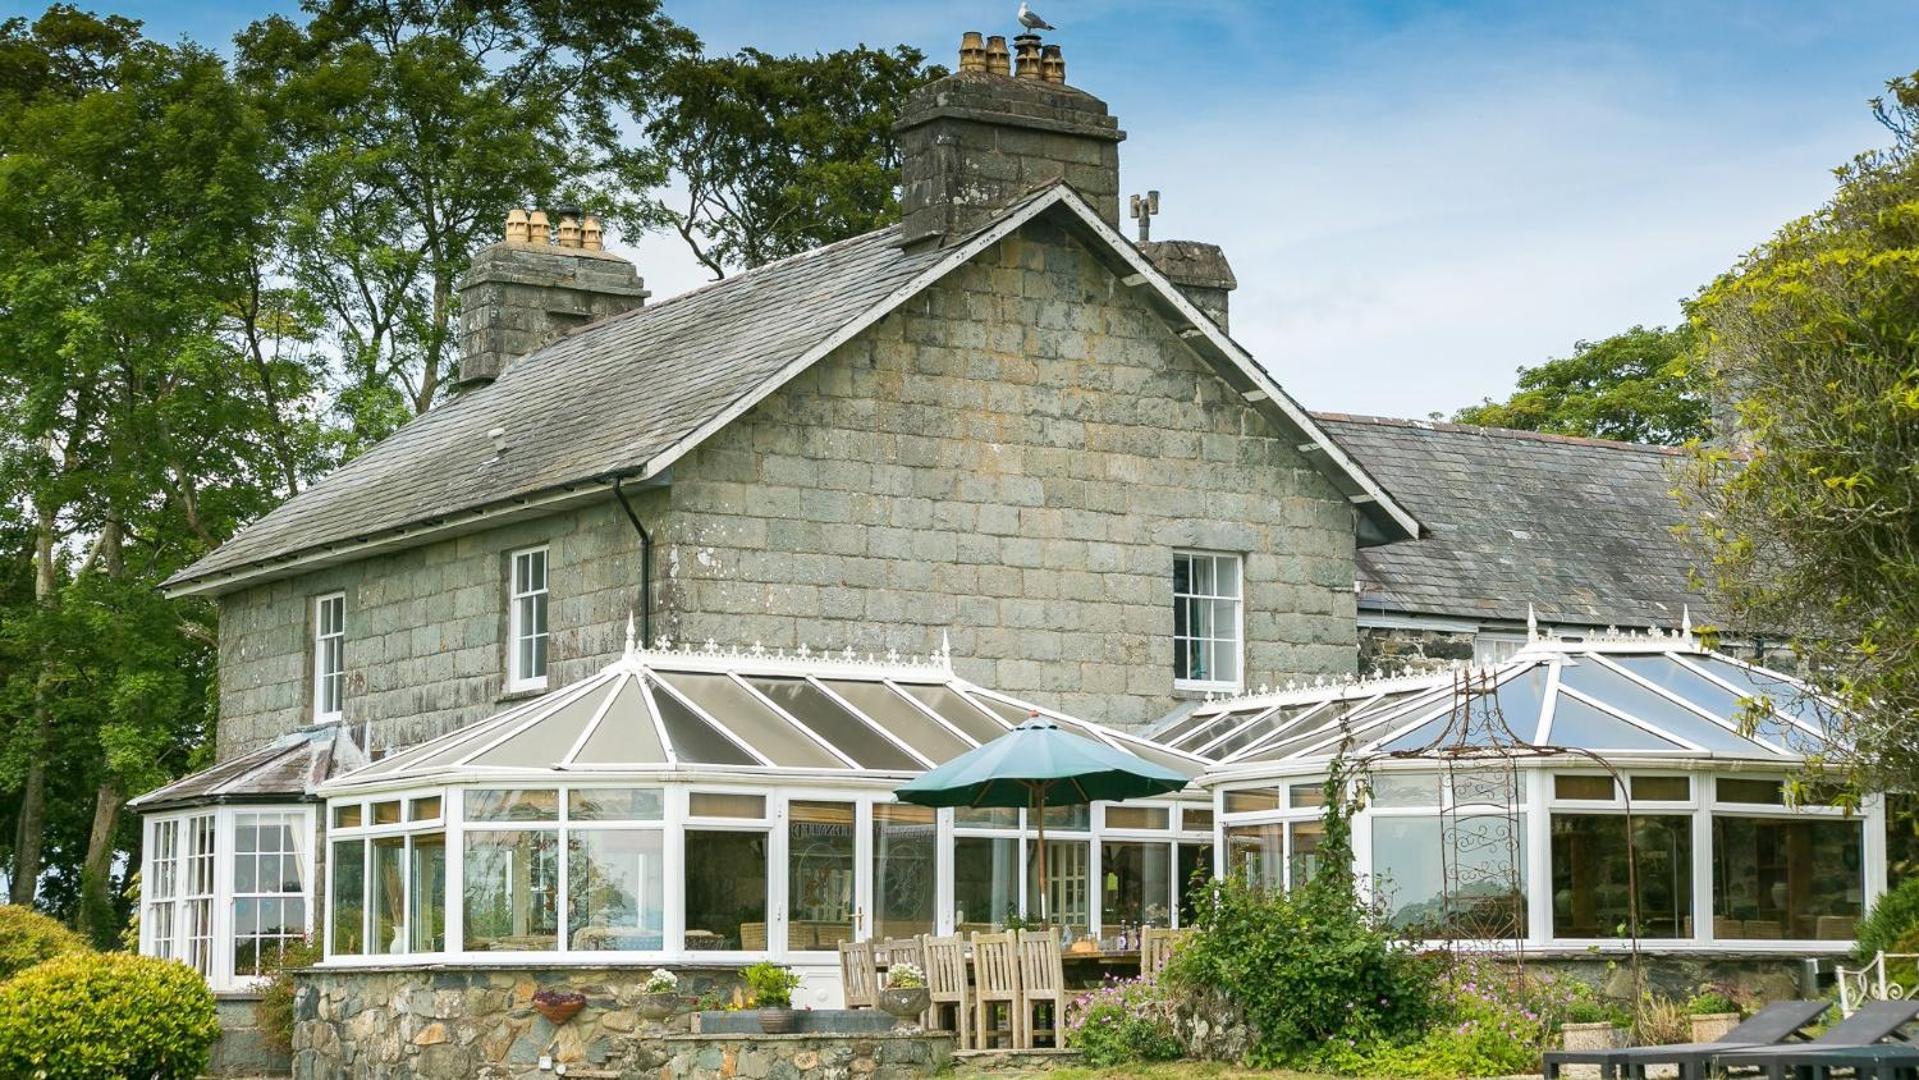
[611,476,653,648]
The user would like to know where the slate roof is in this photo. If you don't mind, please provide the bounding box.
[129,724,366,811]
[165,186,1420,595]
[1313,413,1711,628]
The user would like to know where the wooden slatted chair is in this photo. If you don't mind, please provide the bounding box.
[921,934,972,1049]
[971,931,1022,1050]
[1140,927,1190,981]
[880,936,925,973]
[838,939,879,1009]
[1015,929,1067,1049]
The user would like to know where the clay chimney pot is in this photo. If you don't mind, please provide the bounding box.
[581,215,605,251]
[1040,44,1065,84]
[959,31,987,72]
[556,213,582,249]
[526,210,550,245]
[1013,33,1042,80]
[985,35,1011,76]
[505,208,530,244]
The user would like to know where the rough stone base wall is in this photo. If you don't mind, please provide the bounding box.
[210,992,292,1078]
[662,1033,952,1079]
[1361,625,1476,677]
[1506,951,1824,1004]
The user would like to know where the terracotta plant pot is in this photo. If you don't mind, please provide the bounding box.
[1561,1021,1628,1052]
[1691,1012,1741,1043]
[758,1007,800,1034]
[637,992,685,1021]
[877,986,931,1020]
[533,996,586,1025]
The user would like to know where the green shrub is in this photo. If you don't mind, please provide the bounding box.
[1064,977,1183,1066]
[0,905,90,980]
[1686,990,1741,1016]
[1329,971,1548,1079]
[1857,875,1919,959]
[0,951,220,1079]
[742,961,800,1008]
[254,938,324,1056]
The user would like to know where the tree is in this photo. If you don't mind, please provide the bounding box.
[1453,324,1709,445]
[639,45,946,277]
[1681,72,1919,792]
[234,0,695,442]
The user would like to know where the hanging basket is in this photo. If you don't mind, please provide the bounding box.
[533,990,587,1025]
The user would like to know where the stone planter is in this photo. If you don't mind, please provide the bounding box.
[532,994,586,1025]
[1561,1021,1628,1052]
[878,987,931,1021]
[759,1007,800,1034]
[637,993,686,1021]
[1691,1012,1741,1043]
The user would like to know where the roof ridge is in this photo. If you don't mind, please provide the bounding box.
[1313,411,1687,456]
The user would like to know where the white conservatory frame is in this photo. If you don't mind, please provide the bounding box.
[139,803,318,992]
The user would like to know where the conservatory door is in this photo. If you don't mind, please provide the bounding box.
[787,800,859,954]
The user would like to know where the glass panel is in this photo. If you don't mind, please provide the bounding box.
[1225,823,1283,890]
[1105,806,1170,830]
[788,802,857,950]
[1383,667,1552,751]
[1549,694,1684,751]
[372,801,402,826]
[1551,814,1691,938]
[1288,782,1326,809]
[1372,772,1440,808]
[409,796,442,821]
[894,683,1008,745]
[408,833,445,952]
[1224,789,1279,813]
[684,830,768,951]
[567,829,665,951]
[1687,657,1830,750]
[1718,778,1785,805]
[1554,775,1616,801]
[1153,710,1223,749]
[955,807,1020,829]
[1632,776,1691,801]
[1177,842,1213,925]
[329,839,364,955]
[469,690,608,767]
[464,830,560,951]
[1373,817,1444,931]
[1561,660,1767,753]
[570,678,668,765]
[1102,841,1173,932]
[874,805,937,940]
[689,792,765,819]
[954,836,1021,933]
[1609,655,1750,722]
[819,679,971,762]
[965,692,1033,729]
[745,677,920,770]
[661,673,841,769]
[1028,837,1090,938]
[1182,807,1214,832]
[371,836,405,954]
[332,804,362,829]
[1288,820,1323,887]
[568,788,665,822]
[1039,803,1090,831]
[1373,816,1526,936]
[1712,816,1863,940]
[1200,708,1285,758]
[466,789,559,822]
[651,680,758,766]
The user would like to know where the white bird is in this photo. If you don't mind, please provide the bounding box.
[1018,1,1056,31]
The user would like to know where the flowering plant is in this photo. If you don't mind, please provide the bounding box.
[1063,976,1182,1066]
[643,968,679,994]
[886,962,925,990]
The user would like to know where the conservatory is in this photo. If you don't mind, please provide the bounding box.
[309,634,1210,991]
[1168,625,1884,954]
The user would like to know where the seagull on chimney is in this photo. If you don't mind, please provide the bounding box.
[1017,1,1056,30]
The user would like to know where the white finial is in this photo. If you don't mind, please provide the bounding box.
[939,630,954,671]
[1526,603,1539,642]
[624,612,637,656]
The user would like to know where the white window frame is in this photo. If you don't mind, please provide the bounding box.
[313,593,345,722]
[1173,550,1244,693]
[507,546,550,692]
[137,804,315,991]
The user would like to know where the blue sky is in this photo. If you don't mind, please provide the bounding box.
[11,0,1919,418]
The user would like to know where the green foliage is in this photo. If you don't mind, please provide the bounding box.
[1686,990,1741,1016]
[0,904,89,980]
[1064,977,1184,1067]
[1323,967,1552,1080]
[253,937,323,1057]
[1454,324,1707,445]
[742,961,800,1008]
[1857,875,1919,960]
[0,951,220,1079]
[1166,761,1440,1067]
[641,45,946,275]
[1682,70,1919,793]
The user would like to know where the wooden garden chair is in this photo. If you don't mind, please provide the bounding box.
[970,931,1022,1050]
[921,934,972,1049]
[880,935,925,973]
[1140,926,1190,981]
[838,939,878,1009]
[1015,929,1067,1049]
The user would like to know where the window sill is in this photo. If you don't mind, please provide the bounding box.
[497,685,549,705]
[1172,682,1242,698]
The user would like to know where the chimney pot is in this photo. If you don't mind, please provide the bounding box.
[556,213,582,249]
[959,31,987,72]
[581,215,605,251]
[526,210,550,245]
[1040,44,1065,84]
[985,35,1010,76]
[505,208,530,244]
[1013,33,1043,79]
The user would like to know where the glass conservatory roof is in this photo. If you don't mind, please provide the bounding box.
[322,636,1202,793]
[1157,629,1841,775]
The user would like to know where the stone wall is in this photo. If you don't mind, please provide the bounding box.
[654,220,1358,731]
[1360,625,1477,678]
[291,966,951,1080]
[210,992,292,1079]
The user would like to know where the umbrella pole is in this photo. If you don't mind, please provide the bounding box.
[1035,784,1049,929]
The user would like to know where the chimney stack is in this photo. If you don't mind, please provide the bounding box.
[454,207,650,390]
[893,31,1125,248]
[1138,240,1238,331]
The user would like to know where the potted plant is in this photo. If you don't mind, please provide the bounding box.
[1686,988,1743,1043]
[638,968,685,1021]
[532,989,587,1025]
[744,961,803,1034]
[876,961,930,1023]
[1559,999,1628,1052]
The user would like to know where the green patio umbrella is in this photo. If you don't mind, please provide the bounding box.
[895,716,1191,925]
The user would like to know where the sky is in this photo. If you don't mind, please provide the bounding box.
[12,0,1919,419]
